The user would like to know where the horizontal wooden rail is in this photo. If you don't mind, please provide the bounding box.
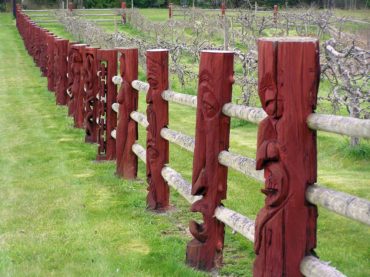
[111,129,116,139]
[77,13,117,16]
[131,80,149,94]
[300,256,346,277]
[161,90,197,108]
[112,103,119,113]
[160,128,195,152]
[214,206,255,242]
[132,143,146,164]
[130,111,149,128]
[222,103,266,124]
[307,113,370,139]
[307,184,370,226]
[132,82,370,139]
[161,166,201,204]
[218,151,264,182]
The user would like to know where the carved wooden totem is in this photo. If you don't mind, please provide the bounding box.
[186,50,234,271]
[83,47,100,142]
[96,49,118,160]
[66,42,77,115]
[40,30,50,77]
[69,44,87,128]
[146,49,169,211]
[116,48,138,178]
[253,38,319,277]
[46,33,56,92]
[54,39,69,105]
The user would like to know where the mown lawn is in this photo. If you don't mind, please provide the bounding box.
[1,10,370,277]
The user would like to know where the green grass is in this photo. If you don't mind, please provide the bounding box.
[1,10,370,277]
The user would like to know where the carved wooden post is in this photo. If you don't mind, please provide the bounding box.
[253,37,319,277]
[273,5,278,24]
[40,29,50,77]
[46,33,56,92]
[168,3,172,19]
[186,50,234,271]
[116,48,138,177]
[67,41,76,116]
[83,47,100,142]
[54,39,69,105]
[146,49,169,211]
[67,44,87,128]
[121,2,127,24]
[221,2,226,17]
[96,49,118,161]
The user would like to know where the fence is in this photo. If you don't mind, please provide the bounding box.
[15,5,370,276]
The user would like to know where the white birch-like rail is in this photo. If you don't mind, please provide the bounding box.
[131,80,149,94]
[161,166,201,204]
[112,75,123,85]
[160,128,195,152]
[300,256,346,277]
[222,103,266,124]
[132,143,146,164]
[306,184,370,226]
[218,150,264,182]
[214,206,255,242]
[130,111,149,128]
[307,113,370,139]
[112,103,119,113]
[161,90,197,108]
[111,129,116,139]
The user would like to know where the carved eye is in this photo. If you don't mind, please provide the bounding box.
[201,91,219,119]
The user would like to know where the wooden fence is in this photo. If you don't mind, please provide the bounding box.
[16,5,370,276]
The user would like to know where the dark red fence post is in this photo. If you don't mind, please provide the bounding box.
[116,48,138,178]
[186,50,234,271]
[168,3,172,19]
[67,44,87,128]
[146,49,169,211]
[83,47,100,142]
[253,37,319,276]
[54,39,69,105]
[273,4,278,24]
[221,2,226,17]
[96,49,118,161]
[121,2,127,24]
[46,33,56,92]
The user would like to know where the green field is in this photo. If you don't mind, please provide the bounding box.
[1,10,370,277]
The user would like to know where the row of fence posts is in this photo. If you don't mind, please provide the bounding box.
[16,5,351,276]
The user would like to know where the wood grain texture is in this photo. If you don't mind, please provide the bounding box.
[145,49,169,211]
[186,50,234,271]
[54,39,69,106]
[83,47,100,143]
[254,37,320,277]
[116,48,138,178]
[96,49,118,160]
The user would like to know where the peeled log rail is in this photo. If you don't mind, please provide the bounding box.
[131,80,149,94]
[132,84,370,139]
[222,103,266,124]
[132,143,146,164]
[218,150,264,182]
[130,111,149,128]
[161,90,197,108]
[306,184,370,226]
[112,103,119,113]
[111,129,116,139]
[160,128,195,152]
[307,113,370,139]
[214,206,255,242]
[300,256,346,277]
[161,166,202,204]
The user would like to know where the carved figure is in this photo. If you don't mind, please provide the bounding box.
[145,50,169,210]
[186,51,234,271]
